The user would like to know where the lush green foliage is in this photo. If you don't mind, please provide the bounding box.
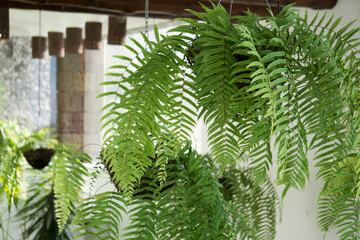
[72,144,280,239]
[0,121,51,208]
[53,145,92,233]
[101,3,360,239]
[0,120,90,239]
[72,191,126,240]
[221,167,281,240]
[17,177,75,240]
[2,2,360,239]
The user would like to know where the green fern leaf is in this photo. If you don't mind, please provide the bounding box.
[53,145,91,233]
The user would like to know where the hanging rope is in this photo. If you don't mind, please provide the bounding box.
[229,0,234,17]
[145,0,149,38]
[38,9,42,128]
[265,0,273,12]
[144,0,150,51]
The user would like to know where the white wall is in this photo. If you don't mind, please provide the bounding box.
[9,9,174,38]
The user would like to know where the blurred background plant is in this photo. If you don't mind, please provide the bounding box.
[0,120,86,240]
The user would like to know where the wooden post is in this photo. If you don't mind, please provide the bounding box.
[108,15,126,45]
[32,36,47,59]
[65,27,83,54]
[0,8,9,40]
[48,32,64,57]
[85,22,102,49]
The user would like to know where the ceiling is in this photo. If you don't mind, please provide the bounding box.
[1,0,338,18]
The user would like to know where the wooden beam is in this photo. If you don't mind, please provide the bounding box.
[2,0,337,18]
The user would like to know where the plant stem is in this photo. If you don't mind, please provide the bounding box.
[0,206,5,240]
[0,224,15,240]
[5,205,12,240]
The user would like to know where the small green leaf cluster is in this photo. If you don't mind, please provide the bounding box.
[221,167,281,240]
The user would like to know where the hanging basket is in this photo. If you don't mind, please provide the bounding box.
[218,176,234,201]
[23,148,55,170]
[101,151,176,199]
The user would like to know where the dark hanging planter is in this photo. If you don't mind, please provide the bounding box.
[23,148,55,170]
[218,176,234,202]
[101,151,176,200]
[185,38,200,66]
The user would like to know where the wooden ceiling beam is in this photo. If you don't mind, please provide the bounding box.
[1,0,338,18]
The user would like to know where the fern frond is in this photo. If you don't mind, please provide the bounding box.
[72,191,126,240]
[317,156,360,240]
[18,178,74,240]
[101,32,189,197]
[221,167,281,240]
[122,144,248,240]
[156,145,244,240]
[53,145,91,233]
[183,4,241,167]
[97,3,360,239]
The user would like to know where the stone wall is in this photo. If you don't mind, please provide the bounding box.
[0,37,56,129]
[57,53,84,146]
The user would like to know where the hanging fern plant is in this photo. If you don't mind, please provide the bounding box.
[73,143,281,239]
[96,2,360,239]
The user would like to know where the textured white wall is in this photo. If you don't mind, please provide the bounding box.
[0,37,56,130]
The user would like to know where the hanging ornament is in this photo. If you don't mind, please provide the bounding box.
[26,10,55,170]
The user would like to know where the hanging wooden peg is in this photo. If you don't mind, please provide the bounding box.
[108,15,126,45]
[65,27,83,54]
[85,22,102,50]
[0,8,9,40]
[48,32,64,57]
[32,36,47,59]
